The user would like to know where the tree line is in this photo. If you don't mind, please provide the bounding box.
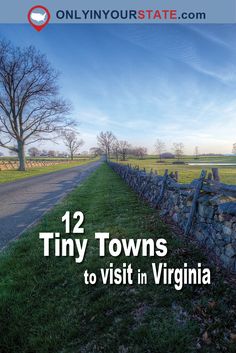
[95,132,186,161]
[95,131,147,161]
[95,133,236,161]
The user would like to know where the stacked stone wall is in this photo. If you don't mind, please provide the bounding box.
[109,162,236,272]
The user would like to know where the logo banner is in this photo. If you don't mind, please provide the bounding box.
[1,0,236,24]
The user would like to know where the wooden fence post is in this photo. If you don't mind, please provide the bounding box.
[184,169,207,235]
[212,168,220,182]
[154,169,168,207]
[207,172,212,181]
[140,171,153,198]
[175,171,179,182]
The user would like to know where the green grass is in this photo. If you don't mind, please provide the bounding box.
[137,155,236,163]
[116,156,236,184]
[0,158,96,184]
[0,164,235,353]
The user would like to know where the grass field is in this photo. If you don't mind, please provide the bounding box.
[117,156,236,184]
[0,164,235,353]
[0,158,96,184]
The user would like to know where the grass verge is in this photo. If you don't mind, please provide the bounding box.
[0,164,235,353]
[116,157,236,184]
[0,159,96,184]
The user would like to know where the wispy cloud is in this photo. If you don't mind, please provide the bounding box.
[1,24,235,154]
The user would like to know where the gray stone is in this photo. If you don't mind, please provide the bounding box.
[198,205,214,219]
[198,204,205,218]
[225,244,236,258]
[195,231,205,243]
[214,247,223,256]
[216,232,223,240]
[220,253,232,266]
[223,226,232,236]
[172,213,178,223]
[218,214,225,222]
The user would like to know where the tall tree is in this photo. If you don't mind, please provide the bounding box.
[0,40,71,171]
[131,146,147,159]
[155,139,166,161]
[47,150,57,158]
[173,142,184,161]
[89,147,103,158]
[97,131,116,160]
[112,139,120,161]
[119,140,130,161]
[62,130,84,160]
[28,147,40,158]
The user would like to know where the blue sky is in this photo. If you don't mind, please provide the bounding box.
[0,24,236,154]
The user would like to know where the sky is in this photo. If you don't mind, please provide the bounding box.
[0,23,236,155]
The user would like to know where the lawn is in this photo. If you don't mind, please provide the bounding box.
[0,164,235,353]
[117,156,236,184]
[0,158,96,184]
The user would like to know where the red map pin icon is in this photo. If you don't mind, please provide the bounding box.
[28,5,51,32]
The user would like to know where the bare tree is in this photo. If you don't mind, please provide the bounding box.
[89,147,97,157]
[119,140,130,161]
[112,139,120,161]
[0,40,72,171]
[89,147,103,158]
[40,149,48,157]
[62,130,84,160]
[173,142,184,161]
[47,150,57,158]
[131,146,147,159]
[97,131,116,160]
[155,139,166,161]
[232,143,236,155]
[28,147,40,157]
[139,147,147,159]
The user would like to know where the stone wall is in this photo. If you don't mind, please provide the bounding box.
[109,162,236,273]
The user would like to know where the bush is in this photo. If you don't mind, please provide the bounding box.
[172,161,185,165]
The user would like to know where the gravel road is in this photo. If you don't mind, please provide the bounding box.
[0,160,102,249]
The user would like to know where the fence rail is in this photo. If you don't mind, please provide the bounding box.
[0,158,89,171]
[111,162,236,196]
[109,161,236,273]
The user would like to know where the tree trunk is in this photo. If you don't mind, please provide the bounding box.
[71,152,74,160]
[18,140,26,171]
